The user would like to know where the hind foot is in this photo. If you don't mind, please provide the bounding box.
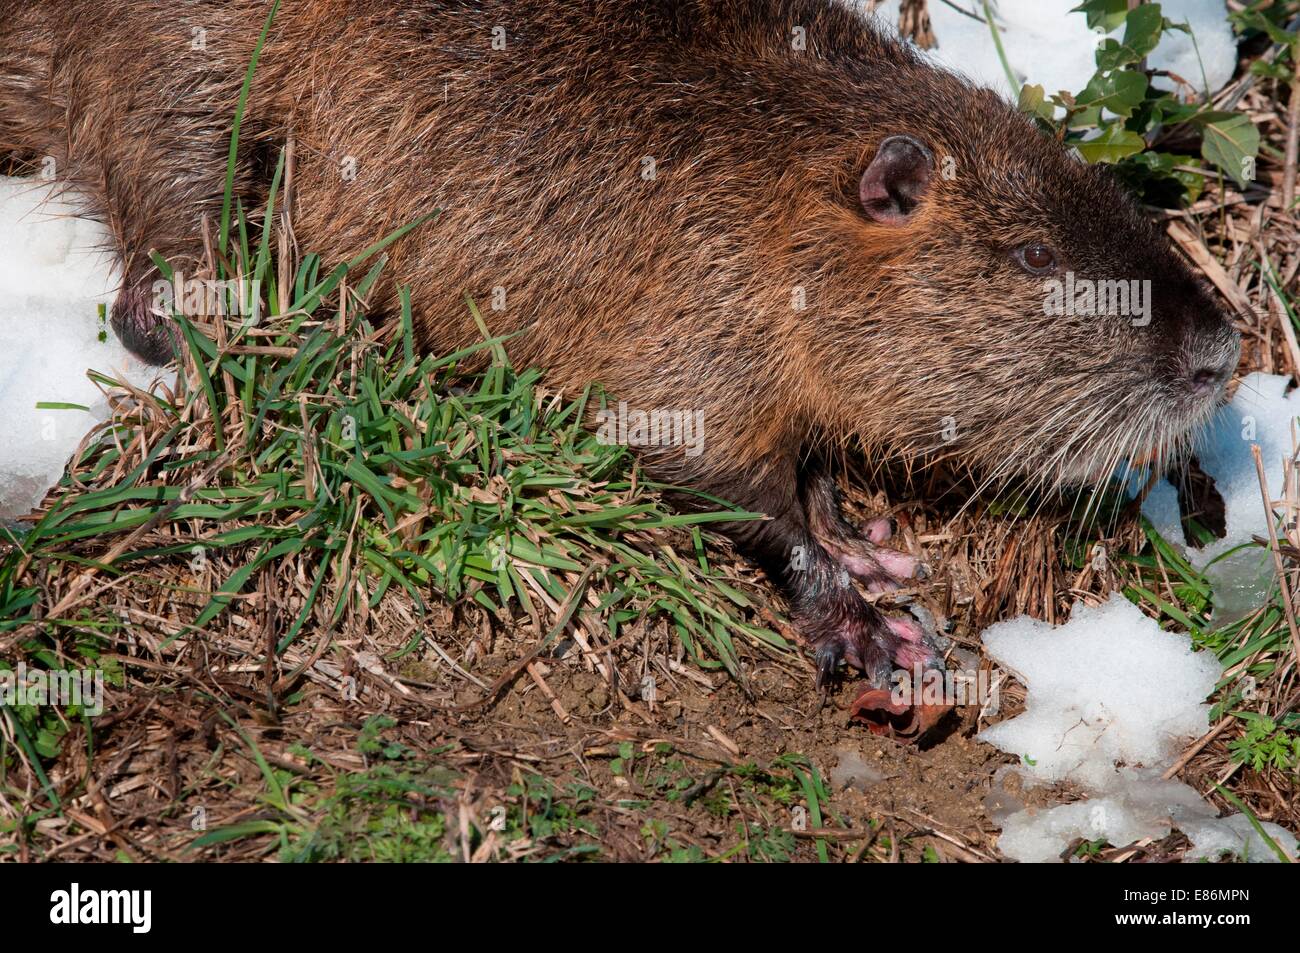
[111,280,177,365]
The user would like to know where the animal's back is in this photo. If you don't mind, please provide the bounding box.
[0,0,947,471]
[257,0,931,468]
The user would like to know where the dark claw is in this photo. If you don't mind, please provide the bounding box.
[814,641,842,691]
[805,601,910,691]
[786,495,935,691]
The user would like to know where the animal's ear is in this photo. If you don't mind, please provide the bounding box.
[859,135,934,224]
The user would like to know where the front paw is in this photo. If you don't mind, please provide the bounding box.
[798,590,940,691]
[804,491,924,592]
[817,531,923,593]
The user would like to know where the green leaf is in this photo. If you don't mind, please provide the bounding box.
[1095,39,1139,72]
[1072,0,1128,33]
[1130,150,1205,203]
[1251,59,1294,82]
[1121,4,1164,58]
[1074,125,1147,164]
[1149,95,1203,126]
[1126,150,1176,174]
[1231,9,1300,47]
[1196,112,1260,187]
[1172,169,1206,204]
[1075,69,1148,117]
[1017,83,1056,122]
[1092,4,1165,74]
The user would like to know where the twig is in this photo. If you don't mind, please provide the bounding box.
[1251,445,1300,674]
[1163,716,1233,780]
[1284,43,1300,212]
[1256,240,1300,379]
[526,662,571,723]
[1167,221,1256,319]
[937,0,983,24]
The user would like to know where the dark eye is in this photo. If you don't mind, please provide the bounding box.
[1015,244,1058,275]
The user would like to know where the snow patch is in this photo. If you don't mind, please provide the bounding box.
[978,594,1298,862]
[853,0,1236,102]
[0,177,161,520]
[1140,372,1299,623]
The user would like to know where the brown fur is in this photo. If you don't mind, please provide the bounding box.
[0,0,1240,686]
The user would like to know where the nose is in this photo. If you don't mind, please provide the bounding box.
[1189,363,1230,396]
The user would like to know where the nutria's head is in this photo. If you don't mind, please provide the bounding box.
[811,85,1240,493]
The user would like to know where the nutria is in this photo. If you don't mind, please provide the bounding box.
[0,0,1241,689]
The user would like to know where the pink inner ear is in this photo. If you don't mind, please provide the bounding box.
[859,135,933,224]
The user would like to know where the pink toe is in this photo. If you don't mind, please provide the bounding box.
[894,640,935,670]
[836,552,881,581]
[872,548,918,579]
[863,518,892,543]
[886,615,926,644]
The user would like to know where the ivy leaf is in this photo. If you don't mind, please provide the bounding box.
[1120,4,1164,59]
[1171,170,1206,204]
[1196,112,1260,187]
[1095,4,1165,69]
[1017,83,1057,122]
[1125,151,1206,204]
[1231,9,1299,46]
[1074,125,1147,164]
[1075,69,1148,117]
[1127,150,1176,174]
[1251,59,1294,82]
[1018,82,1044,113]
[1066,104,1104,131]
[1072,0,1128,33]
[1148,94,1202,125]
[1095,39,1139,72]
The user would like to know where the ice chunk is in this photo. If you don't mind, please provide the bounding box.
[997,773,1214,864]
[1182,812,1300,864]
[1149,0,1239,100]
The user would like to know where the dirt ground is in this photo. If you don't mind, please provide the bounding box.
[14,467,1250,864]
